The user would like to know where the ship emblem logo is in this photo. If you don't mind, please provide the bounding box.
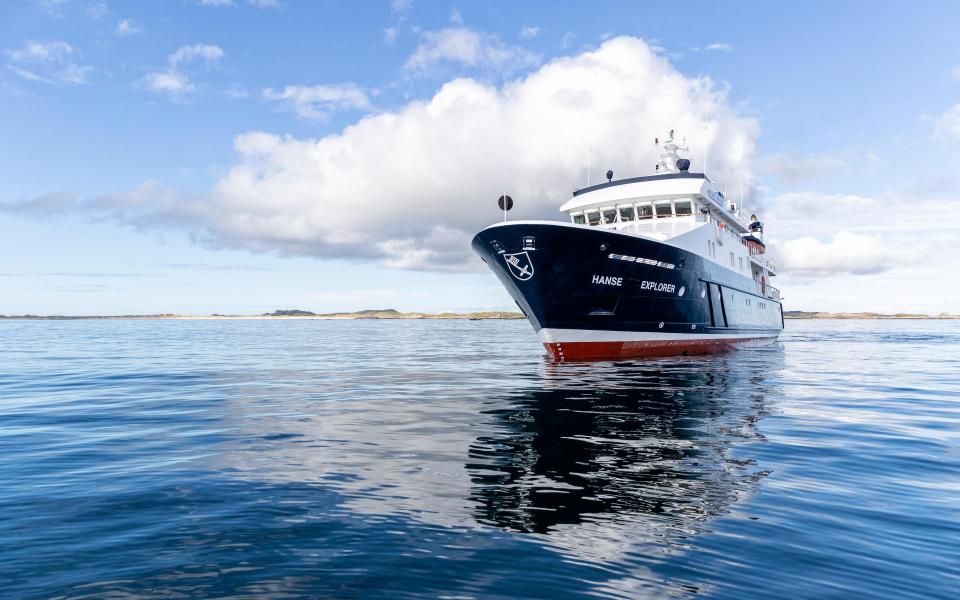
[503,251,534,281]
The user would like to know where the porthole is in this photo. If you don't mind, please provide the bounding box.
[678,286,686,297]
[658,322,664,329]
[701,287,706,298]
[600,243,608,251]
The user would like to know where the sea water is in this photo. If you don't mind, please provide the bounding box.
[0,319,957,598]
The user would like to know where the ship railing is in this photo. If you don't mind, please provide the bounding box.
[757,281,781,301]
[749,252,776,273]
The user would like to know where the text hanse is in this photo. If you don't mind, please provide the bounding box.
[592,275,623,286]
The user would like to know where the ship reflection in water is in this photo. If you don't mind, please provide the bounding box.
[5,320,955,599]
[467,352,779,559]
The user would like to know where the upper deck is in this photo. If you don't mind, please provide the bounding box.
[572,172,710,198]
[550,131,777,283]
[559,172,749,234]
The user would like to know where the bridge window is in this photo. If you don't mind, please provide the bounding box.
[586,210,601,226]
[675,200,692,216]
[739,256,744,271]
[655,202,673,218]
[602,207,618,224]
[636,203,653,219]
[572,212,585,225]
[618,205,635,222]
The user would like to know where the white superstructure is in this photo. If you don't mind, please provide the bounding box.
[559,131,779,302]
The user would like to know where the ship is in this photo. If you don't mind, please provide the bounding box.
[471,131,783,361]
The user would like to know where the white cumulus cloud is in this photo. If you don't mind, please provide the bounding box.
[9,37,758,272]
[780,230,925,276]
[139,71,194,95]
[763,191,955,236]
[757,190,954,287]
[704,42,733,52]
[138,43,225,99]
[404,27,541,75]
[262,83,372,121]
[115,19,143,36]
[933,103,960,141]
[755,185,960,311]
[519,26,540,39]
[5,40,92,85]
[86,3,109,18]
[169,43,224,68]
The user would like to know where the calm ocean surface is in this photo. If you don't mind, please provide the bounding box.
[1,319,958,599]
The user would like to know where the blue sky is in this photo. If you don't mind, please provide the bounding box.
[2,0,959,315]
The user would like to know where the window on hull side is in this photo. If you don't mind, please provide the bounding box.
[730,252,735,267]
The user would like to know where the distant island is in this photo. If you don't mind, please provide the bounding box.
[782,311,959,320]
[257,308,525,319]
[0,309,526,320]
[0,309,956,320]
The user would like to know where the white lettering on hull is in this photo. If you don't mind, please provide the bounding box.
[591,275,678,293]
[591,275,623,287]
[640,280,676,293]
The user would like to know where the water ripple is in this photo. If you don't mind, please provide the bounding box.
[0,319,957,598]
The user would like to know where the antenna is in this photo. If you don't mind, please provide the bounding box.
[586,146,592,186]
[702,100,709,176]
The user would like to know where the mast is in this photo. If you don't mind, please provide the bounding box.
[654,129,689,174]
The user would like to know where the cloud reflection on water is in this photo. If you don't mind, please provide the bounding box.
[216,339,784,571]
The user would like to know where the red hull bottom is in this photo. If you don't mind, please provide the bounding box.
[544,335,777,361]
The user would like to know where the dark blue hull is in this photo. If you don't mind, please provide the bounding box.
[471,221,783,360]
